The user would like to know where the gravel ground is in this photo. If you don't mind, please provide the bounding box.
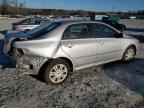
[0,19,144,108]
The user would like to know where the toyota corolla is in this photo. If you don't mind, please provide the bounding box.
[4,20,139,85]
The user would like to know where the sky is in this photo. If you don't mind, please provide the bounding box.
[24,0,144,12]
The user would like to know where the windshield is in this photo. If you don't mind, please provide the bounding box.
[26,22,60,38]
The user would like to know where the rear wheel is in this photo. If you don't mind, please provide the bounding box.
[122,46,136,62]
[43,59,70,85]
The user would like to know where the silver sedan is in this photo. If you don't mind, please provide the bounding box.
[12,17,50,32]
[4,20,139,85]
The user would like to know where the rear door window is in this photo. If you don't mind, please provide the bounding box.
[63,24,92,39]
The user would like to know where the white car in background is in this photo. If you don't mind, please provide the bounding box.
[12,17,89,32]
[12,17,50,32]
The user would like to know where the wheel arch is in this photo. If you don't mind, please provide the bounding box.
[122,44,137,59]
[126,44,137,54]
[38,57,73,75]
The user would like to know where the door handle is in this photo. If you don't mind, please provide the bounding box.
[96,40,101,43]
[100,41,104,45]
[65,43,73,48]
[96,41,104,45]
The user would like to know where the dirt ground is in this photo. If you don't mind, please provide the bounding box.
[0,19,144,108]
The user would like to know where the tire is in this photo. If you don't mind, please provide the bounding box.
[122,46,136,62]
[43,59,70,85]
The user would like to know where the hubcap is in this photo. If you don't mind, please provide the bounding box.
[49,64,68,83]
[125,48,135,61]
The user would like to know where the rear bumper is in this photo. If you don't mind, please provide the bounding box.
[13,55,48,75]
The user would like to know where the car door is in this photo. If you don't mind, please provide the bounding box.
[61,23,98,67]
[90,23,123,62]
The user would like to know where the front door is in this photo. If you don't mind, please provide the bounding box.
[90,23,122,62]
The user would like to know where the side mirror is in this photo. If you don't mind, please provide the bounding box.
[115,33,123,38]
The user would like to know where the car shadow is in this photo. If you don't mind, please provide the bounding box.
[126,28,144,32]
[0,39,15,69]
[29,74,45,83]
[103,58,144,96]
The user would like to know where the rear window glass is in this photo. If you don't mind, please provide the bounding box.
[27,22,60,38]
[22,18,37,25]
[40,20,50,24]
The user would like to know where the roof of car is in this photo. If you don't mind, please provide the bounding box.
[51,19,120,33]
[54,19,104,25]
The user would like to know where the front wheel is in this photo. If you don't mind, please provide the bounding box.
[43,59,70,85]
[122,46,136,62]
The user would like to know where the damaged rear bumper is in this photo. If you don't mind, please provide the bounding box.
[15,55,48,75]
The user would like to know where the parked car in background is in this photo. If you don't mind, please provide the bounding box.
[12,17,50,32]
[90,15,126,32]
[129,16,136,19]
[102,20,126,32]
[12,17,89,32]
[4,20,139,85]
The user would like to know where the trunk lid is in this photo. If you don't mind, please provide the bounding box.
[4,31,32,55]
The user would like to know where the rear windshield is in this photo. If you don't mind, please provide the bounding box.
[27,22,60,38]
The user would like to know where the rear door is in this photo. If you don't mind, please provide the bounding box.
[90,23,123,62]
[61,23,98,66]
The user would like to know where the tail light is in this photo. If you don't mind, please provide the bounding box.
[14,48,24,56]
